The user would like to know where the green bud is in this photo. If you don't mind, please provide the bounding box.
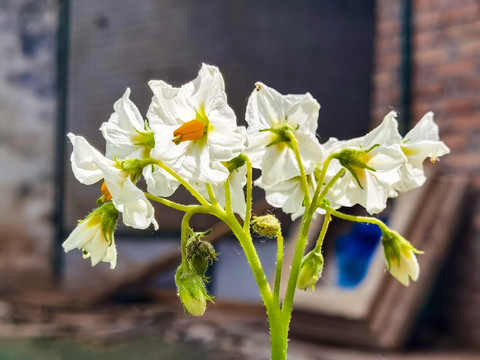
[175,264,213,316]
[223,154,248,173]
[186,231,218,281]
[333,144,379,189]
[251,214,281,238]
[297,250,324,291]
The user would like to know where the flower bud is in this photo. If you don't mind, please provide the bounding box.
[186,231,218,281]
[381,228,423,286]
[297,250,324,291]
[175,264,213,316]
[252,214,281,238]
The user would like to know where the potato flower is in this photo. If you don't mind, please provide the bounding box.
[68,133,158,230]
[63,202,118,269]
[147,64,245,185]
[245,82,323,186]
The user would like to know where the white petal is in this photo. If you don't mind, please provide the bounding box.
[246,82,285,130]
[143,165,179,197]
[115,177,158,230]
[67,133,109,185]
[62,220,99,252]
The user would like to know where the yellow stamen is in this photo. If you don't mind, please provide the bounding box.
[101,181,112,201]
[172,119,205,144]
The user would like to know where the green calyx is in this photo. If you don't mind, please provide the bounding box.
[133,126,155,149]
[251,214,281,238]
[333,144,379,189]
[223,154,248,173]
[185,230,219,281]
[115,158,155,183]
[381,228,423,269]
[81,202,119,246]
[175,263,214,316]
[260,123,295,148]
[297,249,324,291]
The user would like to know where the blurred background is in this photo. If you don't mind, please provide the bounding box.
[0,0,479,359]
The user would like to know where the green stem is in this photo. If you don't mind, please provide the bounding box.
[315,153,336,191]
[315,168,346,208]
[289,135,311,208]
[322,205,388,231]
[244,159,253,231]
[151,159,209,206]
[273,230,284,305]
[206,183,219,208]
[224,177,233,215]
[180,208,201,266]
[144,193,192,213]
[314,211,331,253]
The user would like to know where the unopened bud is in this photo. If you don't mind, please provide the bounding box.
[252,215,281,238]
[186,231,218,281]
[381,228,423,286]
[297,250,324,291]
[175,264,213,316]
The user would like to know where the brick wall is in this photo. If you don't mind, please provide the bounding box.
[372,0,480,348]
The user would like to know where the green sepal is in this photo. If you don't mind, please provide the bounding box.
[133,128,155,149]
[297,249,324,291]
[223,154,248,173]
[259,123,295,148]
[80,202,119,246]
[185,231,219,282]
[175,264,214,317]
[115,158,155,183]
[381,227,423,269]
[333,144,379,189]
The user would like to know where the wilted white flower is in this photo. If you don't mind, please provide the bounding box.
[68,133,158,230]
[147,64,245,185]
[392,112,450,195]
[245,82,323,186]
[63,202,118,269]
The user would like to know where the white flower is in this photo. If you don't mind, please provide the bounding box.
[100,88,179,198]
[323,112,406,214]
[256,175,320,220]
[63,203,118,269]
[388,245,420,286]
[68,133,158,230]
[382,229,421,286]
[392,112,450,194]
[245,82,324,186]
[147,64,245,185]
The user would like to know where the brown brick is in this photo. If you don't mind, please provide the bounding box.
[377,19,401,37]
[457,40,480,60]
[413,83,444,97]
[435,60,475,78]
[452,114,480,129]
[414,47,449,67]
[442,134,468,150]
[444,152,480,169]
[439,98,475,115]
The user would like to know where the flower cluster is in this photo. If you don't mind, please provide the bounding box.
[64,64,450,309]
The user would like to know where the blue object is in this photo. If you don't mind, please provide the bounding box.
[335,222,383,288]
